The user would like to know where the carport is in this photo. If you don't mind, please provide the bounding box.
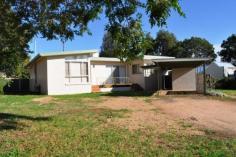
[142,58,210,94]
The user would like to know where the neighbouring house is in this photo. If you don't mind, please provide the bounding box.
[206,62,224,80]
[27,49,209,95]
[206,62,236,80]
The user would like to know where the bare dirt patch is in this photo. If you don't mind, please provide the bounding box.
[151,95,236,136]
[96,96,204,135]
[32,96,56,105]
[93,95,236,136]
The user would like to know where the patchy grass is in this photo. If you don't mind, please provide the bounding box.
[0,92,236,156]
[179,121,193,129]
[215,89,236,96]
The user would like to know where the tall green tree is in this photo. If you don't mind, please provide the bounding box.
[179,37,216,59]
[152,30,178,56]
[100,31,154,58]
[100,32,116,57]
[145,33,155,55]
[0,2,33,76]
[0,0,184,76]
[107,17,152,62]
[218,34,236,65]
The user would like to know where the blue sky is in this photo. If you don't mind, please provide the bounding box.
[29,0,236,57]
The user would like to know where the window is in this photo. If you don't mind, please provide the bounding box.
[132,64,142,74]
[65,61,89,83]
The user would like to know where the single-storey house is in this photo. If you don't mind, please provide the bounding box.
[206,62,225,80]
[206,62,236,80]
[27,50,209,95]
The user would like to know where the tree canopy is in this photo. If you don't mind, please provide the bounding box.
[218,34,236,65]
[100,32,116,58]
[152,30,178,56]
[100,22,153,61]
[100,29,216,60]
[0,1,32,76]
[144,31,216,59]
[179,37,216,59]
[0,0,184,76]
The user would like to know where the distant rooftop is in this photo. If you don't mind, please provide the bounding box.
[215,62,236,68]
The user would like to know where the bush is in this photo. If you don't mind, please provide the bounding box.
[0,77,8,94]
[215,78,236,89]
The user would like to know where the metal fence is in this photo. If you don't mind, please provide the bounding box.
[3,79,29,93]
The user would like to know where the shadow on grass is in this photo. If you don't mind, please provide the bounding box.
[0,113,51,131]
[101,91,155,97]
[2,91,41,96]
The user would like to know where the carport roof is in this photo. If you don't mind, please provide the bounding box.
[143,58,211,69]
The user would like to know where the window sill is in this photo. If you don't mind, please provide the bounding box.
[65,83,91,86]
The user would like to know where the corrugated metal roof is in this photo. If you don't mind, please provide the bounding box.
[153,58,210,62]
[28,49,98,66]
[90,55,175,62]
[39,49,98,57]
[144,55,175,60]
[90,57,121,62]
[150,58,211,69]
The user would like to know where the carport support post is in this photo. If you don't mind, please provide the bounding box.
[203,62,206,95]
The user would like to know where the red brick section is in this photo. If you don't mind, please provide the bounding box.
[92,85,100,93]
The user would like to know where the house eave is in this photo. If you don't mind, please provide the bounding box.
[143,58,211,69]
[27,49,99,67]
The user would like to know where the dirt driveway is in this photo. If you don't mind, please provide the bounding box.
[96,95,236,136]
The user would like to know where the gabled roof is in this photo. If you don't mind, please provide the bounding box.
[28,49,98,66]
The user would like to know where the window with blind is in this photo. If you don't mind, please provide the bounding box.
[65,62,89,83]
[132,64,142,74]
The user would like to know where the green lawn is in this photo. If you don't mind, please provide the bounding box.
[0,92,236,157]
[215,89,236,96]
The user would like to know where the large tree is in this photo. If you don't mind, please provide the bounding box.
[100,31,154,59]
[152,30,178,56]
[178,37,216,59]
[144,33,155,55]
[108,17,152,62]
[0,0,184,76]
[100,32,116,57]
[0,1,33,76]
[218,34,236,65]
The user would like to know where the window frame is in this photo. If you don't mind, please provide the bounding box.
[65,61,89,83]
[132,64,142,74]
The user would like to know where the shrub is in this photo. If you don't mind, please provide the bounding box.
[215,78,236,89]
[0,77,9,94]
